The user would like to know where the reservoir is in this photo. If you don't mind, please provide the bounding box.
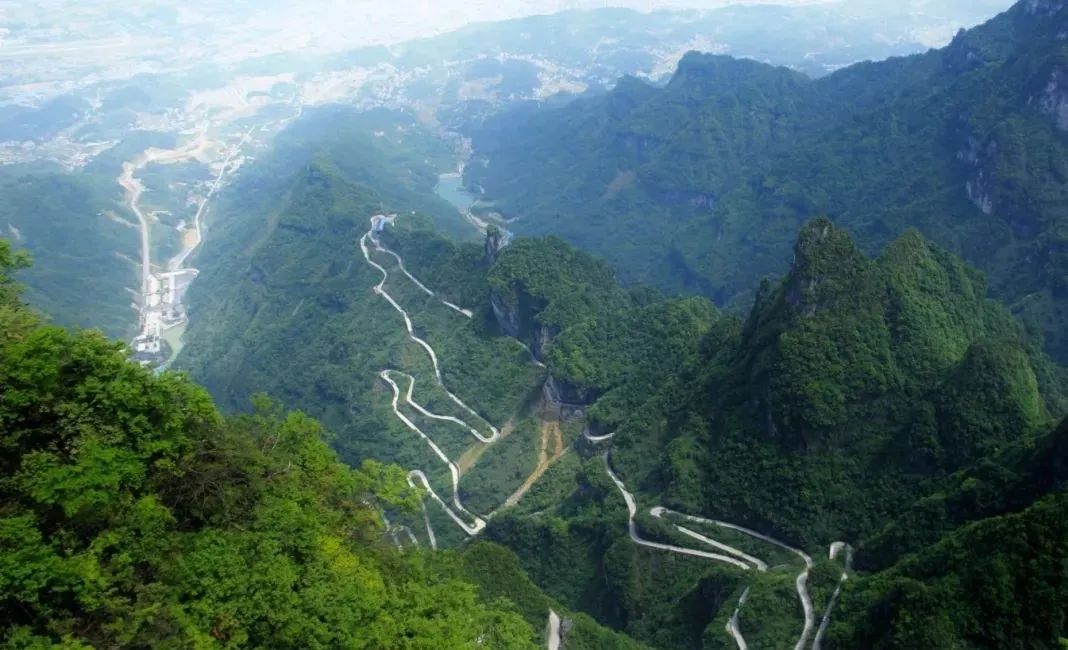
[434,172,478,213]
[434,171,513,244]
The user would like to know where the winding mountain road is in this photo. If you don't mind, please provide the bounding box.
[384,369,497,443]
[367,226,544,367]
[604,452,830,650]
[651,507,768,570]
[361,228,499,441]
[378,370,485,535]
[654,507,816,650]
[727,587,751,650]
[603,454,752,570]
[362,215,563,540]
[812,543,854,650]
[369,235,475,318]
[407,469,485,536]
[362,215,852,648]
[546,610,562,650]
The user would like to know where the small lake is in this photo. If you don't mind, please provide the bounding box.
[434,172,477,213]
[433,172,513,244]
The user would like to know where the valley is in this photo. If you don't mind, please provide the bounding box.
[121,126,256,366]
[359,194,858,647]
[3,1,1068,649]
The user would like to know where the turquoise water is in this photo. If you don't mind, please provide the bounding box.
[434,173,477,213]
[433,172,512,244]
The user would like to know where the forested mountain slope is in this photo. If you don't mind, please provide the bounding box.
[464,221,1068,649]
[829,415,1068,648]
[166,93,1068,646]
[0,163,139,338]
[466,0,1068,361]
[0,239,546,649]
[6,174,1067,648]
[484,217,1066,535]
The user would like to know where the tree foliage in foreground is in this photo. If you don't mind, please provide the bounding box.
[0,241,537,649]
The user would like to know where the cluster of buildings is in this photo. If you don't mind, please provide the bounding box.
[131,269,197,363]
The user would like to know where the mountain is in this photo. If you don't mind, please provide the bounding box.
[168,81,1068,644]
[464,0,1068,362]
[7,2,1068,648]
[829,415,1068,648]
[0,163,140,339]
[0,239,548,648]
[0,1,1012,353]
[473,220,1068,648]
[12,126,1065,647]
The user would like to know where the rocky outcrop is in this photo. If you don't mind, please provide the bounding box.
[583,418,615,439]
[489,283,558,363]
[782,218,870,319]
[484,226,506,265]
[965,171,995,215]
[1038,68,1068,132]
[532,323,555,361]
[543,372,597,416]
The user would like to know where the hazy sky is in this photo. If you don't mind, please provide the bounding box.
[238,0,1011,49]
[306,0,830,44]
[0,0,1013,68]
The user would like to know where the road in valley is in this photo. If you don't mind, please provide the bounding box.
[120,128,255,365]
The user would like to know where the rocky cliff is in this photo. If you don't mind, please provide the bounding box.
[542,372,598,414]
[1038,67,1068,131]
[489,283,558,363]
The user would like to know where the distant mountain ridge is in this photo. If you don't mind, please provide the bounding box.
[465,0,1068,360]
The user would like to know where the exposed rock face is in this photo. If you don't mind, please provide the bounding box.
[532,323,555,361]
[583,418,614,439]
[543,372,597,415]
[484,226,506,265]
[490,289,522,338]
[1038,68,1068,132]
[957,135,998,215]
[965,172,995,215]
[489,283,558,363]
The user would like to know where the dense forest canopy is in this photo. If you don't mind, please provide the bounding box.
[0,241,544,648]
